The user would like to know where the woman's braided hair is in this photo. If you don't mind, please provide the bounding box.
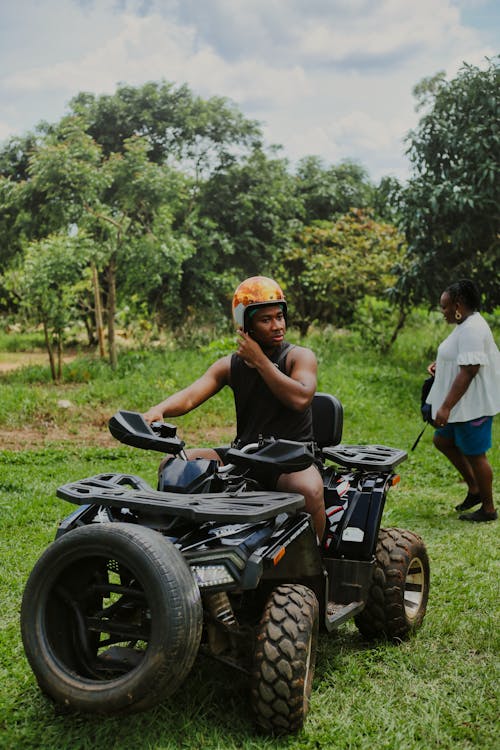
[446,279,481,311]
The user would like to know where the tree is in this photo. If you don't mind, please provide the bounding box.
[0,79,407,339]
[179,148,302,325]
[294,156,375,223]
[0,128,57,279]
[69,81,262,174]
[0,81,264,327]
[371,176,403,224]
[395,58,500,309]
[91,135,195,364]
[24,117,194,367]
[275,209,405,335]
[5,232,92,381]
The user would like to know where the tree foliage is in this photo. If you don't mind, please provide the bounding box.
[396,57,500,309]
[0,78,410,367]
[295,156,375,223]
[6,117,197,367]
[0,81,266,338]
[161,148,304,327]
[198,150,300,260]
[69,81,262,173]
[4,232,92,380]
[0,129,57,274]
[276,209,405,335]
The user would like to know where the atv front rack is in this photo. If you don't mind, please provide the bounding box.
[56,473,306,522]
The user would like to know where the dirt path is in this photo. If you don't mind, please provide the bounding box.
[0,352,92,449]
[0,352,233,451]
[0,426,115,450]
[0,351,77,372]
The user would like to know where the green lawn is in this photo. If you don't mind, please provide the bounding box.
[0,323,499,750]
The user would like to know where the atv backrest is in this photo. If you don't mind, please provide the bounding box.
[312,392,343,448]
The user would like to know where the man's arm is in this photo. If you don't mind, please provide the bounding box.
[143,356,231,423]
[236,332,317,411]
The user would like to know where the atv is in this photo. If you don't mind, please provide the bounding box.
[20,393,430,735]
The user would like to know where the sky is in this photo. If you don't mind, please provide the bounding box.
[0,0,498,182]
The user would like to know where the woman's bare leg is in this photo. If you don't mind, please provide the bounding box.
[433,434,478,493]
[466,453,495,513]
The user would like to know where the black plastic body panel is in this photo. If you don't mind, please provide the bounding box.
[241,513,325,601]
[226,439,315,474]
[108,410,185,454]
[55,504,95,539]
[159,457,222,493]
[323,557,375,604]
[326,474,389,560]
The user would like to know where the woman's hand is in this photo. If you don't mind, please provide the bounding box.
[427,361,436,376]
[435,364,479,428]
[435,405,451,428]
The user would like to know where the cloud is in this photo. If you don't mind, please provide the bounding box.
[2,9,310,110]
[0,120,15,141]
[0,0,496,181]
[154,0,489,70]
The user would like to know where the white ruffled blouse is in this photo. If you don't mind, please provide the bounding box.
[427,312,500,422]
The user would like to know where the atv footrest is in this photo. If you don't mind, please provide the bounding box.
[56,474,306,522]
[325,601,365,630]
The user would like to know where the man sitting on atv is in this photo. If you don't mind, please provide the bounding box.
[143,276,326,541]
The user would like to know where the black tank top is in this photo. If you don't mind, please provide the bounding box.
[230,342,314,446]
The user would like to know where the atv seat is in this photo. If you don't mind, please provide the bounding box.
[312,392,343,448]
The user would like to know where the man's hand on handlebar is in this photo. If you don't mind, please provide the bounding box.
[143,407,165,424]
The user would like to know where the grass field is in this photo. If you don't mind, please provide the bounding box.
[0,318,499,750]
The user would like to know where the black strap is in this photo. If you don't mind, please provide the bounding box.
[411,422,428,452]
[276,342,295,373]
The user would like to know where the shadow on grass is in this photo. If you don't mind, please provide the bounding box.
[6,655,265,750]
[9,630,390,750]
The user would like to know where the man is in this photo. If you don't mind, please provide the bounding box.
[144,276,326,540]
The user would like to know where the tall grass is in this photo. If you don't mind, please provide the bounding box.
[0,316,499,750]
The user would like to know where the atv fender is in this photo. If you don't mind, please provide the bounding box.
[241,513,324,592]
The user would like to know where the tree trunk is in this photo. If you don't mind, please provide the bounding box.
[92,262,106,358]
[384,306,408,352]
[56,332,63,383]
[107,254,118,370]
[298,320,309,337]
[43,320,57,382]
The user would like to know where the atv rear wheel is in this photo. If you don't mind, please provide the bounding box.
[21,522,202,713]
[251,584,319,735]
[355,527,429,641]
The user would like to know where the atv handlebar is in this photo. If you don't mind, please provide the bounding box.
[108,410,185,454]
[109,410,408,474]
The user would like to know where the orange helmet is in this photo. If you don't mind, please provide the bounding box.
[232,276,287,331]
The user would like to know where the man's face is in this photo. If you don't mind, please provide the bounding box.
[248,304,286,348]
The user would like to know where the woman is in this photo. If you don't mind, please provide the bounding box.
[425,279,500,522]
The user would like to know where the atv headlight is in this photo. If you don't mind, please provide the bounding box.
[190,564,235,588]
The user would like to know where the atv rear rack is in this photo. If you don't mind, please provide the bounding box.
[322,444,407,471]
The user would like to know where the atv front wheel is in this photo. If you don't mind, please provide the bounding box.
[251,584,319,735]
[21,522,202,713]
[355,527,430,641]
